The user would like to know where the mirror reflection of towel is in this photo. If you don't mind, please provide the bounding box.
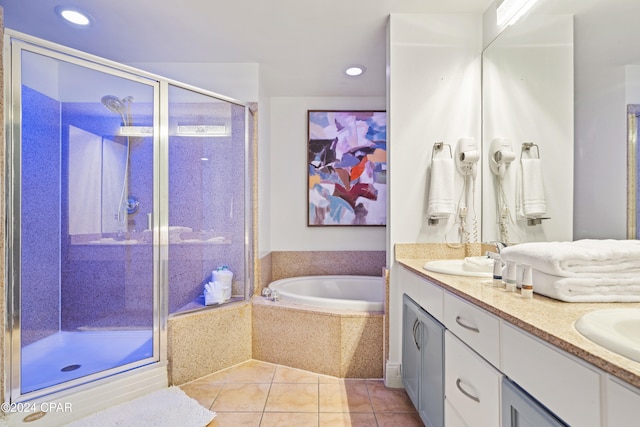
[517,158,546,218]
[427,158,455,218]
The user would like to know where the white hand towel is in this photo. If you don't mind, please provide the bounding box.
[427,157,455,218]
[500,239,640,278]
[517,158,546,218]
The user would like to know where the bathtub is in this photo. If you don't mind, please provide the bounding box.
[268,275,384,312]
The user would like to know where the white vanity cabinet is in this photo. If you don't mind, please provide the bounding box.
[399,264,640,427]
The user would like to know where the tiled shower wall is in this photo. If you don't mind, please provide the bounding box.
[21,86,61,344]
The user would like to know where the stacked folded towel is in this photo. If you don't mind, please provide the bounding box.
[500,239,640,302]
[427,157,455,218]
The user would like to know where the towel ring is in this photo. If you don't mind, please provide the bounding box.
[520,142,540,159]
[432,142,453,158]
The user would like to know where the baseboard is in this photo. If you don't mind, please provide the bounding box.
[384,361,403,388]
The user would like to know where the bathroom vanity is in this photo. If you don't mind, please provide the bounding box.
[398,258,640,426]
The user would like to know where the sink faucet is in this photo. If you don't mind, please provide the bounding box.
[485,241,509,258]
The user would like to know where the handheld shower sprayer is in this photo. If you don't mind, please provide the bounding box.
[101,95,134,126]
[101,94,135,227]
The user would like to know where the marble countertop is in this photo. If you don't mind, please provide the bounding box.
[397,257,640,389]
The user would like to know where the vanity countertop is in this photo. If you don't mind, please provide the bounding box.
[397,257,640,389]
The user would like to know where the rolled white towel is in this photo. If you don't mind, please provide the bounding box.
[500,239,640,278]
[427,157,455,218]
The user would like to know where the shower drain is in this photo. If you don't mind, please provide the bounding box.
[60,364,81,372]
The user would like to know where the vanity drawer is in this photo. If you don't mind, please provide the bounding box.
[399,266,444,322]
[445,331,501,426]
[501,323,601,427]
[443,292,500,367]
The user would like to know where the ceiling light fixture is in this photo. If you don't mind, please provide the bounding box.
[496,0,539,27]
[55,6,93,27]
[345,65,366,77]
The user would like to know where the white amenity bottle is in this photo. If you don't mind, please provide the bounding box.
[212,265,233,300]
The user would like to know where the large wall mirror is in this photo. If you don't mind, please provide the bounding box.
[481,9,574,244]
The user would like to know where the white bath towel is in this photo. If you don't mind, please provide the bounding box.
[427,157,455,218]
[516,158,546,218]
[500,239,640,278]
[531,269,640,302]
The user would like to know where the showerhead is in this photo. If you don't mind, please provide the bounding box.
[101,95,134,125]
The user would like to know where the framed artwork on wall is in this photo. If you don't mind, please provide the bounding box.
[307,110,387,226]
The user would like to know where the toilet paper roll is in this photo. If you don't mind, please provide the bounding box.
[460,150,480,163]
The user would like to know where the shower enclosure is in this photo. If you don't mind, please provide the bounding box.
[4,32,251,412]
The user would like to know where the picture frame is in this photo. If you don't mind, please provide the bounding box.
[307,110,387,226]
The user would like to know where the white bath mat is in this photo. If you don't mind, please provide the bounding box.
[64,386,215,427]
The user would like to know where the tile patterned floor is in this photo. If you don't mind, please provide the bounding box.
[180,359,424,427]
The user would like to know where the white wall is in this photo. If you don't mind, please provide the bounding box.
[269,96,386,251]
[257,69,272,258]
[387,14,482,250]
[386,13,482,384]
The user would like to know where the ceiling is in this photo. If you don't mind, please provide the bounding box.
[1,0,493,98]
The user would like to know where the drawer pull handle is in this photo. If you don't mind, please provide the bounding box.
[456,378,480,403]
[455,316,480,333]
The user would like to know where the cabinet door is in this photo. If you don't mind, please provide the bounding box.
[419,306,444,427]
[502,377,568,427]
[402,294,422,409]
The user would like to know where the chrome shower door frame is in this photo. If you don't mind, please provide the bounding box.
[4,32,165,404]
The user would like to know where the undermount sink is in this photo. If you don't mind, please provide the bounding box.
[574,308,640,363]
[423,256,493,278]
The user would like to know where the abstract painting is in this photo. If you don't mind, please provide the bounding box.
[308,110,387,226]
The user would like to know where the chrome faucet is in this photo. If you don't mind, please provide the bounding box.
[485,241,509,258]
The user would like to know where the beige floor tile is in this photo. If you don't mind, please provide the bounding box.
[318,374,343,384]
[260,412,319,427]
[319,412,378,427]
[264,383,319,412]
[366,380,416,413]
[206,411,262,427]
[221,360,277,383]
[273,365,320,383]
[319,382,373,413]
[211,383,271,412]
[375,411,424,427]
[180,381,223,409]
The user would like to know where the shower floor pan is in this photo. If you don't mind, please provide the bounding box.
[21,330,153,394]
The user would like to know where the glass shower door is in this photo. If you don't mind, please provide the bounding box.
[10,44,160,399]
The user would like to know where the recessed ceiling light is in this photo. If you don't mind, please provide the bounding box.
[55,6,93,27]
[345,65,366,77]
